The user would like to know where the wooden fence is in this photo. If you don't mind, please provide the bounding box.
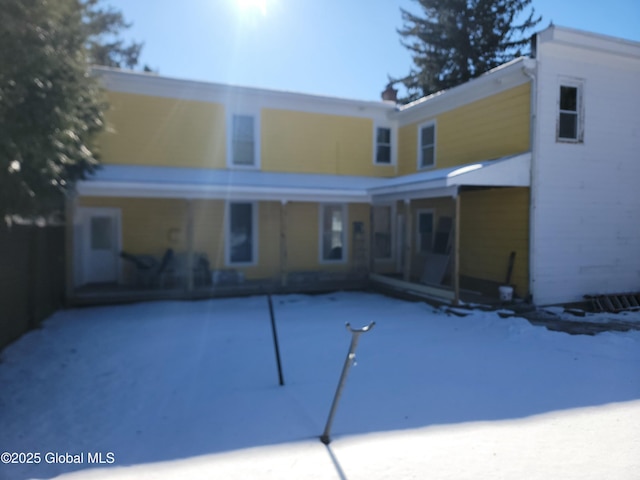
[0,224,65,351]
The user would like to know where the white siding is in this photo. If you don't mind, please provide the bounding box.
[530,28,640,304]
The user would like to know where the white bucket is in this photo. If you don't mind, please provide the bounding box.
[499,286,514,302]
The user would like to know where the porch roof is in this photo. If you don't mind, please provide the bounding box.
[76,166,385,203]
[76,152,530,203]
[369,152,531,202]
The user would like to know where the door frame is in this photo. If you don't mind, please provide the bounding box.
[75,206,123,287]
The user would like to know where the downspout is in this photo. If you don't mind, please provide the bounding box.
[522,53,538,305]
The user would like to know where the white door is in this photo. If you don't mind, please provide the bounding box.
[80,207,121,285]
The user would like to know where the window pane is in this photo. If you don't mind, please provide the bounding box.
[560,86,577,111]
[418,212,433,253]
[376,145,391,164]
[233,140,255,165]
[377,127,391,144]
[421,125,434,146]
[322,205,343,260]
[232,115,255,166]
[419,213,433,234]
[559,112,578,139]
[421,146,434,167]
[91,217,112,250]
[230,203,253,263]
[233,115,254,140]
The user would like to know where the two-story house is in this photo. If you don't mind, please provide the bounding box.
[67,25,640,306]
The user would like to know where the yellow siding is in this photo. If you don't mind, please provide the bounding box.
[80,198,370,281]
[398,124,418,177]
[192,199,225,271]
[262,109,395,177]
[459,188,529,297]
[79,197,188,255]
[286,202,319,270]
[398,83,530,174]
[278,202,372,273]
[245,202,281,280]
[99,92,226,168]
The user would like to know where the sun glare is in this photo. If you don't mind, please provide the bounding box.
[237,0,267,16]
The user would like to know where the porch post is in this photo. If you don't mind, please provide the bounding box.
[369,204,375,274]
[453,191,461,306]
[185,199,195,293]
[403,199,412,282]
[280,200,288,288]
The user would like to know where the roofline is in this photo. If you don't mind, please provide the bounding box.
[535,25,640,59]
[391,57,535,126]
[92,66,397,114]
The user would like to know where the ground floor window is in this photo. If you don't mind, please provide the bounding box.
[320,204,346,262]
[228,202,256,264]
[417,209,434,253]
[373,205,392,259]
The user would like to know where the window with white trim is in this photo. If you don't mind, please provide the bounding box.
[416,210,434,253]
[373,205,392,259]
[320,204,346,262]
[231,114,256,166]
[419,122,436,168]
[228,202,256,264]
[557,82,583,142]
[375,127,392,164]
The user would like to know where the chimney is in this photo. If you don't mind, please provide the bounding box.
[381,83,398,103]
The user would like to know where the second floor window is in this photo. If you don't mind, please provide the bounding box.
[375,127,392,164]
[232,114,256,166]
[419,123,435,168]
[558,83,583,142]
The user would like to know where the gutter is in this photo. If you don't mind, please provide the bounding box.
[522,57,538,304]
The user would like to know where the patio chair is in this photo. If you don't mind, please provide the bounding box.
[120,249,174,287]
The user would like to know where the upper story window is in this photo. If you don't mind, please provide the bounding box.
[557,81,583,143]
[230,114,258,167]
[375,127,392,164]
[419,122,436,169]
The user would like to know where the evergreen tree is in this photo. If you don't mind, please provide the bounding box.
[396,0,541,102]
[83,0,143,69]
[0,0,142,220]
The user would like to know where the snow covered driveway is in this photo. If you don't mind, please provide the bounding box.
[1,292,639,479]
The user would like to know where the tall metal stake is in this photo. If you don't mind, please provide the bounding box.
[267,294,284,386]
[320,322,375,445]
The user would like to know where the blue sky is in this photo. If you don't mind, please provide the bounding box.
[105,0,640,101]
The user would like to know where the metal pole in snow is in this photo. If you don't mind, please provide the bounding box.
[267,294,285,386]
[320,322,375,445]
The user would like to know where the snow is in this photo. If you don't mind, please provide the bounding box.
[1,292,639,480]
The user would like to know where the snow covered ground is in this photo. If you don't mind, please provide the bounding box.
[1,292,639,480]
